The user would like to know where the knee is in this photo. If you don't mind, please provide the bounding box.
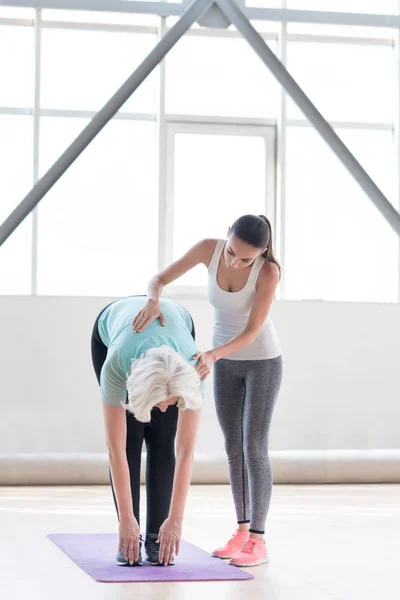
[224,438,243,464]
[152,435,175,453]
[244,440,270,469]
[146,429,176,455]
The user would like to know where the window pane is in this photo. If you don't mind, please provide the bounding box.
[287,0,397,13]
[245,1,282,7]
[41,29,158,113]
[0,26,34,108]
[166,36,279,118]
[0,7,34,18]
[41,9,159,26]
[250,20,282,34]
[37,118,158,296]
[286,43,395,122]
[0,116,33,295]
[287,23,396,38]
[173,133,267,285]
[285,127,398,302]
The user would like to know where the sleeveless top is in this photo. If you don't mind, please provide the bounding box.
[207,240,281,361]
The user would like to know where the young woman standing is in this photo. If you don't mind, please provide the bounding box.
[132,214,282,567]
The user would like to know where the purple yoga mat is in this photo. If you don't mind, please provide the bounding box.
[47,533,254,583]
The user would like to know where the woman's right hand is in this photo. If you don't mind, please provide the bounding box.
[132,300,166,333]
[118,516,141,565]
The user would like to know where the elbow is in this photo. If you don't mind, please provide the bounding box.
[107,442,126,463]
[176,447,195,463]
[245,327,259,345]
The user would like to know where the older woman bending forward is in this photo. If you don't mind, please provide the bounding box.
[91,295,202,567]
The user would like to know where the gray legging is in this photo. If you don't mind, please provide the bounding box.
[214,356,283,534]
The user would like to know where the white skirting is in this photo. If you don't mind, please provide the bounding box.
[1,450,400,485]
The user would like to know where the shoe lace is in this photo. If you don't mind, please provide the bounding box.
[147,537,159,552]
[241,539,258,554]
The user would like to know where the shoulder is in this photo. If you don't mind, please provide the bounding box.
[197,238,220,256]
[164,299,193,328]
[190,238,221,267]
[172,239,221,269]
[257,260,280,288]
[103,347,126,371]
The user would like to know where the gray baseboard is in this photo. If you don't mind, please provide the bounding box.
[1,450,400,485]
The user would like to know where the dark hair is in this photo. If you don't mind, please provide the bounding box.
[230,214,281,276]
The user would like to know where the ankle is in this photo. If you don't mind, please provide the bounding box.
[249,532,264,541]
[237,523,250,533]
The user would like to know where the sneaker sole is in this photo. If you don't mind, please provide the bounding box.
[149,560,175,566]
[212,553,234,559]
[229,557,269,568]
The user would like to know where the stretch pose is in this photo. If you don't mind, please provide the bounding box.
[91,295,203,567]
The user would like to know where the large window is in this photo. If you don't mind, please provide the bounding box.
[166,123,275,286]
[166,36,279,117]
[37,118,158,296]
[0,6,398,302]
[0,25,34,108]
[285,127,398,302]
[41,28,158,113]
[0,116,33,295]
[286,42,395,123]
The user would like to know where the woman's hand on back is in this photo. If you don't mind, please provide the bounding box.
[132,240,215,333]
[132,300,166,333]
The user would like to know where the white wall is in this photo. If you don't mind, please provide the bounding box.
[1,294,399,461]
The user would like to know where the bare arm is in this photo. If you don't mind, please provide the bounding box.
[132,239,216,332]
[169,409,201,520]
[195,263,280,379]
[157,409,201,565]
[103,404,132,517]
[103,404,140,564]
[148,239,215,298]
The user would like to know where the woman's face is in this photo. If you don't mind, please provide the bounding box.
[224,234,263,271]
[155,397,178,412]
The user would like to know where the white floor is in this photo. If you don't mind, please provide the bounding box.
[2,484,400,600]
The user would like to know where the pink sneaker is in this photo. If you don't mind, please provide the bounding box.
[229,538,269,567]
[212,530,249,559]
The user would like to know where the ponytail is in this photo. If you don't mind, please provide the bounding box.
[258,215,281,277]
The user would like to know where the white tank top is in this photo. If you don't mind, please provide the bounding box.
[207,240,281,361]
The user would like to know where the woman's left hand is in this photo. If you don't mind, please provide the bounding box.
[157,517,182,566]
[193,351,216,381]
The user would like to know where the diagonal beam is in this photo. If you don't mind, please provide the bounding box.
[0,0,213,248]
[217,0,400,237]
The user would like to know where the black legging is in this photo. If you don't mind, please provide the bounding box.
[91,300,195,536]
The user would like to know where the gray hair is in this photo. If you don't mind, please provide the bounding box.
[125,345,202,423]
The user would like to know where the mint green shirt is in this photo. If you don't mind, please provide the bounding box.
[98,296,200,407]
